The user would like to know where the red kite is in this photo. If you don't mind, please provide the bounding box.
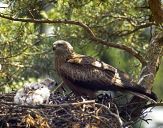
[53,40,156,101]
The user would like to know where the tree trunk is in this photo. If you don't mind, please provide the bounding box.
[123,32,163,121]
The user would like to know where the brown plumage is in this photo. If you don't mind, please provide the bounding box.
[53,40,157,101]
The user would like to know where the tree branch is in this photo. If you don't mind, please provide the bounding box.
[139,33,163,92]
[117,23,155,37]
[125,32,163,121]
[145,102,163,108]
[0,100,95,109]
[149,0,163,24]
[0,13,146,65]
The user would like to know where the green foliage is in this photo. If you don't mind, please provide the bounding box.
[0,0,162,99]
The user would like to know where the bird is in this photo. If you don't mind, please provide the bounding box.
[14,78,56,105]
[52,40,157,101]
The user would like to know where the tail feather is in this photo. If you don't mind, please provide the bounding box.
[124,86,157,102]
[117,70,157,102]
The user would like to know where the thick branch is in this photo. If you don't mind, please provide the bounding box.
[125,32,163,121]
[149,0,163,24]
[0,13,146,65]
[92,37,146,65]
[139,33,163,92]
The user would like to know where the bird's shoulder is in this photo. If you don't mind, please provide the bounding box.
[66,53,116,72]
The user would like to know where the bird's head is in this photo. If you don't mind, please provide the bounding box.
[53,40,74,56]
[40,78,57,90]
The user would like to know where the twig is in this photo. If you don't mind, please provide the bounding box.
[0,100,95,109]
[118,23,155,36]
[52,81,64,93]
[91,115,112,127]
[144,102,163,108]
[140,117,152,124]
[95,103,123,127]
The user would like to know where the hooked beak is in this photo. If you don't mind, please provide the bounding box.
[53,44,56,51]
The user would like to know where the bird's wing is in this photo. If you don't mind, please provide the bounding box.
[68,54,116,72]
[60,55,129,91]
[60,55,156,101]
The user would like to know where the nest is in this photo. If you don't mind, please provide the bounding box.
[0,91,152,128]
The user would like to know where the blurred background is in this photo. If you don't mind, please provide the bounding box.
[0,0,162,127]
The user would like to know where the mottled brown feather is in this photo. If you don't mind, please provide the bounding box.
[53,40,157,101]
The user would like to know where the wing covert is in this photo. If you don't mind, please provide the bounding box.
[62,56,133,89]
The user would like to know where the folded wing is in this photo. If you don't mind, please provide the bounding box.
[60,55,133,91]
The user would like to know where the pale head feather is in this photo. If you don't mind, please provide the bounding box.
[53,40,74,56]
[40,78,56,89]
[53,40,73,49]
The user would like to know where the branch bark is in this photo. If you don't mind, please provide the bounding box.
[140,33,163,93]
[139,33,163,92]
[148,0,163,24]
[0,13,146,65]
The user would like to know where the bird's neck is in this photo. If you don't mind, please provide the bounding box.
[55,52,74,74]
